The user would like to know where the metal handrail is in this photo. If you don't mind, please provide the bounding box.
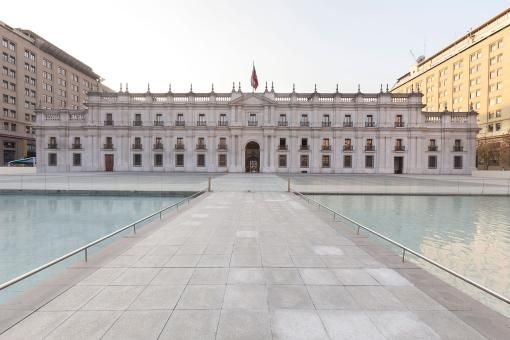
[292,190,510,305]
[0,190,205,292]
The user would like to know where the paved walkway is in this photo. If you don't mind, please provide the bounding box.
[1,189,508,339]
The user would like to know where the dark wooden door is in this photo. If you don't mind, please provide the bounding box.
[394,157,403,174]
[105,154,114,171]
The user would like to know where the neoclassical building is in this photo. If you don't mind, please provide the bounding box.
[35,85,479,174]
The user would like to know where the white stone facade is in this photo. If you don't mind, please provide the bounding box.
[35,87,479,174]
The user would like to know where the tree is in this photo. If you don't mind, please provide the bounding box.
[477,140,500,170]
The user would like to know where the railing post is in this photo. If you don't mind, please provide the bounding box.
[356,226,360,235]
[159,211,162,219]
[84,248,88,262]
[402,248,406,262]
[133,223,136,234]
[208,176,211,192]
[287,177,290,192]
[333,212,336,220]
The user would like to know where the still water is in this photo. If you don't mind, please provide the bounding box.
[310,195,510,298]
[0,194,183,285]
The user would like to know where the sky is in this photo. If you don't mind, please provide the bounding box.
[3,0,509,93]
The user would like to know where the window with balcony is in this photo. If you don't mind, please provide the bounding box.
[454,156,463,169]
[72,153,81,167]
[104,137,114,149]
[343,115,353,127]
[133,154,142,166]
[176,137,184,149]
[176,154,184,167]
[365,155,374,168]
[300,114,309,127]
[48,137,57,149]
[322,114,331,127]
[300,154,309,168]
[365,115,375,127]
[218,154,227,167]
[344,155,352,168]
[428,156,437,169]
[343,138,353,151]
[218,113,228,126]
[365,139,375,152]
[395,115,404,127]
[454,139,463,152]
[197,154,206,167]
[300,138,309,150]
[248,113,257,126]
[72,137,81,149]
[197,137,206,150]
[48,153,57,166]
[279,154,287,168]
[321,155,330,168]
[154,114,163,126]
[321,138,331,151]
[154,137,163,150]
[279,138,287,151]
[133,137,142,150]
[428,139,437,151]
[105,113,113,126]
[395,139,405,151]
[176,113,185,126]
[154,154,163,167]
[197,113,206,126]
[133,113,142,126]
[278,114,288,127]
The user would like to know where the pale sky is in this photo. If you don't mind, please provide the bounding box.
[4,0,509,93]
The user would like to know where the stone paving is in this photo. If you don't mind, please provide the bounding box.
[1,187,508,339]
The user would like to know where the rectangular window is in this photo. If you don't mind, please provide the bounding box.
[454,156,463,169]
[321,155,330,168]
[72,153,81,166]
[344,155,352,168]
[428,156,437,169]
[197,154,205,167]
[176,154,184,167]
[133,154,142,166]
[279,154,287,168]
[365,155,374,168]
[154,154,163,167]
[218,154,227,167]
[48,153,57,166]
[300,155,309,168]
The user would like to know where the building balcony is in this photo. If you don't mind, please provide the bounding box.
[278,121,288,127]
[197,121,207,127]
[365,122,375,127]
[343,145,353,152]
[104,120,114,126]
[175,144,184,150]
[453,146,464,152]
[248,121,258,127]
[153,143,164,150]
[218,121,228,126]
[365,145,375,152]
[394,121,405,128]
[322,121,331,127]
[343,121,353,127]
[175,121,185,127]
[299,145,310,151]
[394,146,406,152]
[133,120,142,127]
[71,143,82,149]
[278,145,288,151]
[196,144,206,150]
[321,145,332,151]
[154,121,164,126]
[132,144,143,150]
[103,144,114,150]
[218,144,227,150]
[428,145,438,151]
[300,121,309,127]
[47,143,58,149]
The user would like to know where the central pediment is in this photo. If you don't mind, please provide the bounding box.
[229,94,276,106]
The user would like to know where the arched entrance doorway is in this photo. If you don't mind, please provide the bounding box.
[245,141,260,172]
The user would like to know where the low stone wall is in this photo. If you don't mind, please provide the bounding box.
[0,167,36,175]
[473,169,510,178]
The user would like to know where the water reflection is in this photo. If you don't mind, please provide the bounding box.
[312,195,510,297]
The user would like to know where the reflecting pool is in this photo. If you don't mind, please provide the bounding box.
[0,194,184,286]
[310,195,510,298]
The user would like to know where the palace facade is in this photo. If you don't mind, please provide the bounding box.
[35,85,478,174]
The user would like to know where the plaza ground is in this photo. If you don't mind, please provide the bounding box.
[0,176,509,339]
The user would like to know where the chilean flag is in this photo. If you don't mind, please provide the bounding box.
[251,63,259,90]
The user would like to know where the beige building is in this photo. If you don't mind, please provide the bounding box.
[392,8,510,168]
[0,20,109,165]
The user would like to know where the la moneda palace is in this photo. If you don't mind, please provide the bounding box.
[35,85,478,174]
